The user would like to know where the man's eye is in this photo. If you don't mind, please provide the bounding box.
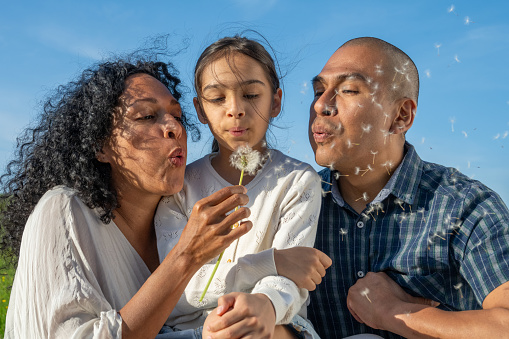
[174,116,183,123]
[314,91,324,97]
[342,89,359,94]
[245,94,259,100]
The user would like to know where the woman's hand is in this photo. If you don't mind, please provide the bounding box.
[172,186,252,267]
[203,292,276,339]
[274,247,332,290]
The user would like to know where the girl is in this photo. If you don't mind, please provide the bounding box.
[156,36,329,338]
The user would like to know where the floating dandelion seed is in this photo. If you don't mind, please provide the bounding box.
[381,129,393,145]
[462,131,468,138]
[448,5,457,15]
[356,192,369,202]
[361,164,374,176]
[340,228,348,240]
[300,82,308,95]
[454,282,464,298]
[336,122,343,131]
[449,117,455,132]
[434,43,442,56]
[361,123,373,138]
[354,167,361,175]
[421,137,425,144]
[383,112,390,125]
[370,150,378,164]
[454,55,461,63]
[502,131,508,139]
[494,133,501,140]
[361,288,372,303]
[354,102,363,116]
[417,207,426,223]
[382,160,394,175]
[464,16,474,25]
[425,69,431,78]
[334,172,349,180]
[347,139,360,148]
[467,161,471,169]
[331,88,339,100]
[394,198,405,211]
[374,64,384,76]
[321,189,332,197]
[201,146,263,301]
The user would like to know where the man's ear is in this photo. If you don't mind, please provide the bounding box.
[193,97,208,124]
[391,98,416,135]
[270,88,283,118]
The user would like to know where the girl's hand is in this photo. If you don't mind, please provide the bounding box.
[203,292,275,339]
[172,186,252,267]
[274,247,332,290]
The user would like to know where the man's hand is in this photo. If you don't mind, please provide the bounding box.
[203,292,276,338]
[274,247,332,290]
[347,272,439,331]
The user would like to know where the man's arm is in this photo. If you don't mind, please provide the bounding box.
[347,272,509,338]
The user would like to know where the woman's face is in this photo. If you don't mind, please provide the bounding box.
[101,73,187,197]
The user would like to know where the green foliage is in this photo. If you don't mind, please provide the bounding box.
[0,256,14,337]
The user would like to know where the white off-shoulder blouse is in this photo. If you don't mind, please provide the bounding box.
[5,186,151,338]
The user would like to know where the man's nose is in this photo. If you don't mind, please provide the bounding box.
[313,90,337,117]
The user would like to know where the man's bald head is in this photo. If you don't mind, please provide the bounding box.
[340,37,419,104]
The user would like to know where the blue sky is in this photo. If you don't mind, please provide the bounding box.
[1,0,508,204]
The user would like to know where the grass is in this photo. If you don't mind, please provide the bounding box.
[0,256,14,338]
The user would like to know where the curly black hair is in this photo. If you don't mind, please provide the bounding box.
[0,54,200,259]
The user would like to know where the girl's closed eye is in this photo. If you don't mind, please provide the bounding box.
[244,93,259,100]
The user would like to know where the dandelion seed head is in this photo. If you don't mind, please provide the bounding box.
[354,167,361,175]
[425,69,431,78]
[454,55,461,63]
[464,16,472,25]
[462,131,468,138]
[362,192,369,201]
[448,5,455,13]
[229,145,263,175]
[453,282,463,290]
[361,287,370,297]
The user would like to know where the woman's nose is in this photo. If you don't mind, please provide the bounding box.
[163,116,183,140]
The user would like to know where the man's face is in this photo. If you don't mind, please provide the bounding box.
[309,45,400,174]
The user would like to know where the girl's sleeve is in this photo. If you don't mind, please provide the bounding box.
[5,189,122,339]
[251,167,322,324]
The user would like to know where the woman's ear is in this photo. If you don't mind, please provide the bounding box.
[96,148,109,163]
[390,98,416,135]
[193,97,208,124]
[270,88,283,118]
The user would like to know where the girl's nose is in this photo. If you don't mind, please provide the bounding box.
[226,97,245,118]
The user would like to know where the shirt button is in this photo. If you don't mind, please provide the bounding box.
[356,221,364,229]
[357,270,365,278]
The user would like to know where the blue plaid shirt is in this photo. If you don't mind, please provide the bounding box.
[308,143,509,338]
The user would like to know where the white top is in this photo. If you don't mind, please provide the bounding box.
[5,186,150,339]
[155,149,321,329]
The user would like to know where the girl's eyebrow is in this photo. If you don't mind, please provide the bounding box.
[203,79,265,92]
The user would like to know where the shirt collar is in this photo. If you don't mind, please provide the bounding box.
[329,142,423,206]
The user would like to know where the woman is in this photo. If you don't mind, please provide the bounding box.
[0,55,252,338]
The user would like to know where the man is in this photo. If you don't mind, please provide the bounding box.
[307,37,509,338]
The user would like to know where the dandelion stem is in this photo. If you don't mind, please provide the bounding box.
[199,251,224,301]
[200,162,247,301]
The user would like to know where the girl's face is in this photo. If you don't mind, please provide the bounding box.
[101,74,187,198]
[194,53,282,154]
